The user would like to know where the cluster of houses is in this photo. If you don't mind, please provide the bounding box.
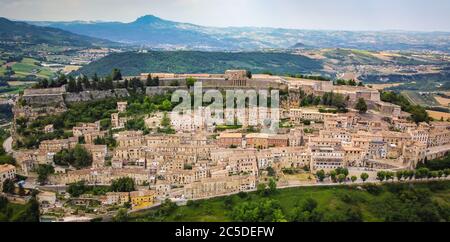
[8,70,450,213]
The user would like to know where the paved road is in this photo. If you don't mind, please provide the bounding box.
[2,136,12,154]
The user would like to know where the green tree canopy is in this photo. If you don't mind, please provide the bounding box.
[111,177,135,192]
[355,98,368,114]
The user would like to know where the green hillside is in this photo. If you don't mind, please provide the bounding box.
[0,17,114,47]
[128,181,450,222]
[75,51,323,76]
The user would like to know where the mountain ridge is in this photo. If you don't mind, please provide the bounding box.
[24,15,450,52]
[0,17,117,47]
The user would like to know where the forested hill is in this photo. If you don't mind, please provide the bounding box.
[0,17,115,47]
[74,51,323,76]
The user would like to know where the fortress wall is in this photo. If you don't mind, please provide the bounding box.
[64,89,130,103]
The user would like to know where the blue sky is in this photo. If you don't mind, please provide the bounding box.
[1,0,450,31]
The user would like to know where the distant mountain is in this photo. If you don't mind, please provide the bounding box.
[30,15,227,50]
[74,51,323,77]
[0,17,115,47]
[291,42,310,49]
[28,15,450,52]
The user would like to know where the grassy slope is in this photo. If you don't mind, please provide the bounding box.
[129,181,450,222]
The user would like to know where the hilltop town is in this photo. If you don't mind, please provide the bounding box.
[2,69,450,221]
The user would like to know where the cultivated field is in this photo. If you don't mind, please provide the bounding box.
[427,110,450,120]
[0,58,54,79]
[434,95,450,107]
[402,91,440,107]
[7,81,37,86]
[370,83,404,90]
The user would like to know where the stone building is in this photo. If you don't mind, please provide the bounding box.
[218,133,243,148]
[72,122,100,138]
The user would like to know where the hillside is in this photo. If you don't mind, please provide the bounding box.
[29,15,450,51]
[0,17,115,47]
[75,51,323,76]
[128,181,450,222]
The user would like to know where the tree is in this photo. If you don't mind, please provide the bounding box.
[186,77,196,88]
[267,167,276,177]
[36,164,54,185]
[82,75,91,89]
[355,98,368,114]
[329,170,337,183]
[68,181,88,197]
[160,99,172,111]
[385,171,394,181]
[0,154,16,166]
[0,195,7,209]
[67,77,77,92]
[360,173,369,182]
[12,198,40,222]
[437,170,444,179]
[336,167,349,178]
[257,183,267,196]
[291,198,322,222]
[113,208,128,222]
[415,168,430,179]
[158,199,178,216]
[409,105,430,124]
[396,171,404,181]
[76,79,83,92]
[111,177,135,192]
[430,171,439,179]
[72,144,92,169]
[338,174,346,183]
[145,74,152,87]
[112,68,123,81]
[377,171,386,182]
[104,76,114,90]
[246,70,252,79]
[316,170,326,182]
[268,178,277,193]
[2,179,15,194]
[444,169,450,177]
[146,76,160,87]
[351,176,357,183]
[231,199,286,222]
[161,112,171,127]
[53,145,92,169]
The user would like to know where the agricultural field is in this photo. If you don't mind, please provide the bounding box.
[401,91,440,107]
[0,57,55,79]
[369,83,405,90]
[7,81,37,86]
[434,95,450,107]
[427,110,450,121]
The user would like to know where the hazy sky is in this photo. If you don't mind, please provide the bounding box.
[1,0,450,31]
